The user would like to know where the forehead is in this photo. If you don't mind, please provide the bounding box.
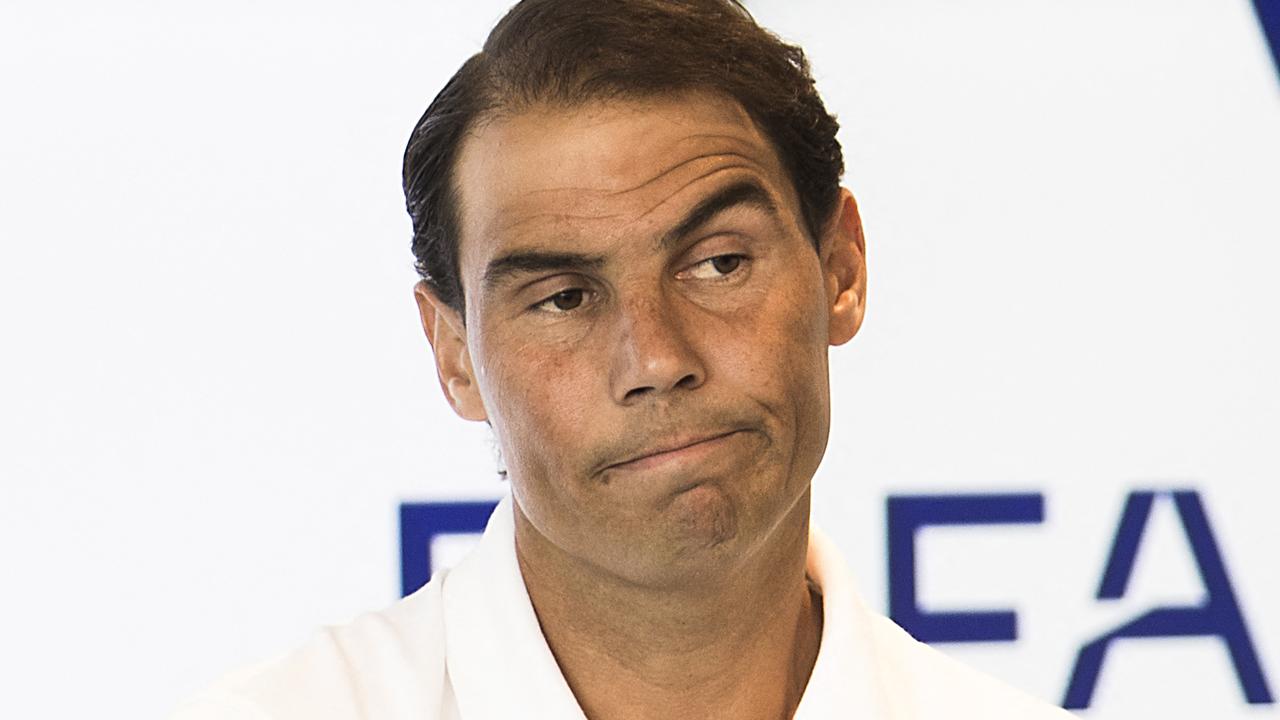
[451,92,795,283]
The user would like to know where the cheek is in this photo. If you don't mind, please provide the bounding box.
[476,331,599,474]
[786,280,835,460]
[730,265,829,386]
[724,266,832,458]
[477,332,619,551]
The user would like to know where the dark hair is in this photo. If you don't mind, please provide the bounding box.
[403,0,843,316]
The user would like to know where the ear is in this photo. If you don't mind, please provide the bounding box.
[820,189,867,346]
[413,281,489,422]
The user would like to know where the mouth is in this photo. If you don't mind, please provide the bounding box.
[604,430,744,474]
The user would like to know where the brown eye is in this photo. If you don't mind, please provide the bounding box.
[549,288,584,311]
[530,284,594,315]
[710,255,741,274]
[678,253,750,282]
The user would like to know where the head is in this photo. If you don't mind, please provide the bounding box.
[405,0,866,588]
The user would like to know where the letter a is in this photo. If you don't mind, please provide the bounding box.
[1062,490,1273,709]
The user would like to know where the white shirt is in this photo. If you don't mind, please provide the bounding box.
[173,494,1075,719]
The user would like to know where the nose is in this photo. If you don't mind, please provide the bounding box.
[609,293,706,405]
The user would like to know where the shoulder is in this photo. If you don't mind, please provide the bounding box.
[866,615,1078,719]
[170,572,451,720]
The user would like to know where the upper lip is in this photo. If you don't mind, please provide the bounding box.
[605,430,740,469]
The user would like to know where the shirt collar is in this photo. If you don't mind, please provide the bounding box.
[793,520,909,719]
[441,494,587,720]
[442,492,902,719]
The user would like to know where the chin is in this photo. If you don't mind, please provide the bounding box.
[616,483,758,588]
[667,483,741,552]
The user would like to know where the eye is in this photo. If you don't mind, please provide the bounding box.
[682,253,749,281]
[710,255,742,274]
[532,287,587,313]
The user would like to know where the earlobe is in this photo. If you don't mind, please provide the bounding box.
[822,189,867,346]
[413,281,489,422]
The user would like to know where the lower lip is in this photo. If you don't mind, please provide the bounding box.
[607,431,741,473]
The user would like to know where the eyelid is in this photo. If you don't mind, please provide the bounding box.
[675,252,751,281]
[675,227,751,262]
[527,280,596,315]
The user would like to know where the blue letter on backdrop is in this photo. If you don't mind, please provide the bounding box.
[1062,490,1273,709]
[399,501,499,597]
[887,493,1044,643]
[1253,0,1280,82]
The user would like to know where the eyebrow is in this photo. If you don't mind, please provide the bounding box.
[482,250,607,292]
[481,178,779,293]
[659,178,778,250]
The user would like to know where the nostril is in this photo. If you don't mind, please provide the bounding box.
[624,385,656,402]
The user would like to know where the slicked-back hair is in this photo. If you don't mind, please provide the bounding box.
[402,0,844,316]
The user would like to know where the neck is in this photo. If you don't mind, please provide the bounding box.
[514,491,823,720]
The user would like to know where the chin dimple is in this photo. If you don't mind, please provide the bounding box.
[671,484,737,548]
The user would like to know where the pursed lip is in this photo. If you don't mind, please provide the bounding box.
[604,430,742,471]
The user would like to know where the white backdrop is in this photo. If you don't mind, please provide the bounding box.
[1,1,1276,717]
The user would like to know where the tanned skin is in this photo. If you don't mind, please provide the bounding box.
[414,90,866,720]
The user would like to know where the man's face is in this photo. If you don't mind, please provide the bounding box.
[420,91,864,587]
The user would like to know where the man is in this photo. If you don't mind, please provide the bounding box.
[175,1,1074,718]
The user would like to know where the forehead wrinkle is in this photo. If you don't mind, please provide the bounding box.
[629,162,765,227]
[598,139,770,197]
[496,208,629,237]
[502,150,764,202]
[490,152,767,239]
[462,105,789,283]
[661,131,772,157]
